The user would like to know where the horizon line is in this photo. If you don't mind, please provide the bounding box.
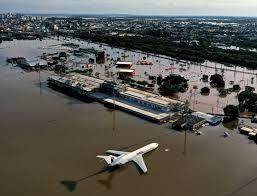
[1,12,257,18]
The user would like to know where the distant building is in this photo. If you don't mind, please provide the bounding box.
[53,24,59,31]
[116,61,133,68]
[171,114,206,131]
[192,112,222,126]
[117,69,135,77]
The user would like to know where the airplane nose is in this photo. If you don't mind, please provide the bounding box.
[154,143,159,148]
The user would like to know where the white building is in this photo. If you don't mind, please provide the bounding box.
[192,112,222,125]
[119,87,184,112]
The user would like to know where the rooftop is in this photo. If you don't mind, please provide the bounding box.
[121,87,184,106]
[116,61,133,65]
[50,74,105,92]
[118,69,135,73]
[104,98,170,121]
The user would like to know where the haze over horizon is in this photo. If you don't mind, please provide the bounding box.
[1,0,257,17]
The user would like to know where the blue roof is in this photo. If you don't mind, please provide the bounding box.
[210,116,222,124]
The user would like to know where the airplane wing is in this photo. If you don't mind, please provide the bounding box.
[106,150,129,155]
[132,154,148,173]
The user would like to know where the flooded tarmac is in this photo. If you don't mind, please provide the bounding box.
[1,51,257,196]
[1,38,257,115]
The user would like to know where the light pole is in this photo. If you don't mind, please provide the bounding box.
[112,72,116,132]
[183,127,188,156]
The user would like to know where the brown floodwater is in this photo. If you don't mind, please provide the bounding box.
[1,55,257,196]
[1,38,257,115]
[63,37,257,115]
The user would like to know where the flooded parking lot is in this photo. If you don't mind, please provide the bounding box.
[1,41,257,195]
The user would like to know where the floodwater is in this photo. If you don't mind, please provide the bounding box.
[1,40,257,196]
[1,38,257,115]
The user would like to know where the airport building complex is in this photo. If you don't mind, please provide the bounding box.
[48,74,185,123]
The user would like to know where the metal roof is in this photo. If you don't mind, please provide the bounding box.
[121,87,184,107]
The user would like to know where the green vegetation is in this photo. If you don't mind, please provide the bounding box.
[74,32,257,69]
[210,74,225,88]
[238,89,257,112]
[149,75,156,81]
[158,74,188,96]
[118,74,136,86]
[201,87,210,95]
[54,64,68,73]
[202,75,209,82]
[136,80,149,86]
[218,88,228,97]
[232,84,241,92]
[223,105,239,119]
[59,52,67,59]
[156,75,163,86]
[245,86,255,92]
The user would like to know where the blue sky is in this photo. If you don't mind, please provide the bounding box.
[0,0,257,16]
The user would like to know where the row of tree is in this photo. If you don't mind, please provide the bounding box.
[73,31,257,69]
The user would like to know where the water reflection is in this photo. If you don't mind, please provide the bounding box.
[61,166,111,192]
[97,166,126,190]
[225,172,257,196]
[61,159,147,192]
[183,130,188,156]
[60,130,165,192]
[222,118,239,130]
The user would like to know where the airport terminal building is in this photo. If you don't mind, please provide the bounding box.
[119,87,184,113]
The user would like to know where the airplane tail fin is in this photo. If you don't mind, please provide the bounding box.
[96,155,115,165]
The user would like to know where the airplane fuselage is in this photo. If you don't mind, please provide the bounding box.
[110,143,158,167]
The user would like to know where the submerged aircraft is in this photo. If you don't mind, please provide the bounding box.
[97,143,159,173]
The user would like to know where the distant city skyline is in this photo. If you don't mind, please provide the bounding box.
[1,0,257,16]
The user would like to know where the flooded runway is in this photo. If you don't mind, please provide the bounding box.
[1,62,257,196]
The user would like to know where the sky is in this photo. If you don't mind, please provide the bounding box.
[1,0,257,16]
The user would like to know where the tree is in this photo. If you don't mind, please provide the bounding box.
[223,105,239,119]
[219,88,227,97]
[238,90,257,112]
[54,64,63,72]
[245,86,255,92]
[202,75,208,82]
[149,75,156,81]
[201,87,210,95]
[157,75,163,86]
[232,84,241,92]
[59,52,67,59]
[158,74,188,96]
[210,74,225,88]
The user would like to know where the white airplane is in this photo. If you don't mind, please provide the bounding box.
[97,143,159,173]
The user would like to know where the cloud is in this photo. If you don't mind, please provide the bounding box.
[0,0,256,16]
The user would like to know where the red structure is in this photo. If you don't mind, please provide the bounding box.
[116,61,133,68]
